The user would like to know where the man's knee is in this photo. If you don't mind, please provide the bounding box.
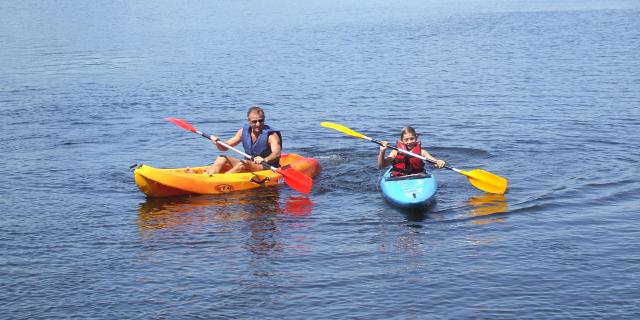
[215,155,229,163]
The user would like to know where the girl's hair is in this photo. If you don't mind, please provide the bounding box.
[247,105,265,118]
[400,126,418,139]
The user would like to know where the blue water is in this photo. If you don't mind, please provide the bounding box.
[2,1,640,319]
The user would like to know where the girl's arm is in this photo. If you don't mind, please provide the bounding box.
[377,141,396,169]
[422,149,446,168]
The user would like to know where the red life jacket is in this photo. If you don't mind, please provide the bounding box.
[391,140,425,176]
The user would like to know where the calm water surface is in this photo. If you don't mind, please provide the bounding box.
[2,1,640,319]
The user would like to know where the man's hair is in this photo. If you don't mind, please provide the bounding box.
[247,106,265,118]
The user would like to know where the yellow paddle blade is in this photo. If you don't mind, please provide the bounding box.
[320,122,368,140]
[458,169,508,194]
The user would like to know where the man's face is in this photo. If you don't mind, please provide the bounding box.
[247,112,265,132]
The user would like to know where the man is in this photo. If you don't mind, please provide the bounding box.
[206,106,282,174]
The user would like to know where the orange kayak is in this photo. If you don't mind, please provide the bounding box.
[134,153,320,198]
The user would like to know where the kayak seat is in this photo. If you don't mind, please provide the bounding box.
[385,172,432,181]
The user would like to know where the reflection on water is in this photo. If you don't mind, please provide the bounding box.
[137,190,313,228]
[284,196,314,216]
[402,210,428,224]
[383,193,509,227]
[137,189,314,255]
[467,194,509,224]
[385,201,437,224]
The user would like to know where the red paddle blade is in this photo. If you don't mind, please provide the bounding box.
[277,166,313,194]
[165,117,197,133]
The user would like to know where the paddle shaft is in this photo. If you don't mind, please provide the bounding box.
[190,128,278,172]
[369,138,460,172]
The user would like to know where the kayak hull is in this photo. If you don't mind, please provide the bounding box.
[134,153,320,198]
[378,168,437,209]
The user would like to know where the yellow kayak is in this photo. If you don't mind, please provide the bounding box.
[134,153,320,198]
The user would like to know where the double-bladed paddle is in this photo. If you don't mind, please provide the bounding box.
[166,117,313,194]
[320,121,508,194]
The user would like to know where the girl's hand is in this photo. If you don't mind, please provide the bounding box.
[434,159,445,168]
[379,141,389,152]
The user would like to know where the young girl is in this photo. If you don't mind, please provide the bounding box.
[377,126,446,176]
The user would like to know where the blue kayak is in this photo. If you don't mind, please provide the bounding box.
[379,167,437,209]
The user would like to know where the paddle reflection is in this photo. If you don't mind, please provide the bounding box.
[283,196,314,216]
[137,190,314,255]
[466,193,509,224]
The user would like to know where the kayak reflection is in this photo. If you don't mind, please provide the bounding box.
[137,189,314,231]
[137,189,315,256]
[467,193,509,224]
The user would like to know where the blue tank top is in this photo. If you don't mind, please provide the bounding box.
[241,123,282,166]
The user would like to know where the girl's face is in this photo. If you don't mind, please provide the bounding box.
[401,133,418,149]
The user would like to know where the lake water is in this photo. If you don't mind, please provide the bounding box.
[2,1,640,319]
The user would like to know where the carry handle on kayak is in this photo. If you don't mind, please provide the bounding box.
[165,117,313,194]
[320,121,508,194]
